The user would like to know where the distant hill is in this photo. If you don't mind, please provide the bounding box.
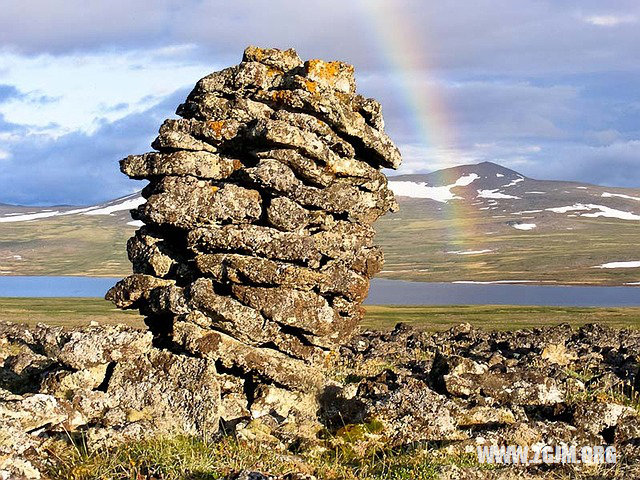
[386,161,640,231]
[1,162,640,285]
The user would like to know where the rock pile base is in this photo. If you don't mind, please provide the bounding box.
[2,321,640,479]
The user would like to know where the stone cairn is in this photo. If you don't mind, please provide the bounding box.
[107,46,401,412]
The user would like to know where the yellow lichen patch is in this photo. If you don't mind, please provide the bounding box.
[271,90,290,103]
[126,408,152,422]
[211,186,219,194]
[305,59,352,79]
[248,46,265,60]
[304,80,317,93]
[207,120,226,138]
[266,66,283,77]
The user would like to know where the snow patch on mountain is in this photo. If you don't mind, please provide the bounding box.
[594,261,640,269]
[547,204,640,221]
[513,210,543,215]
[388,174,479,202]
[0,195,144,223]
[84,197,145,216]
[503,177,524,188]
[511,223,537,230]
[602,192,640,201]
[0,211,62,223]
[447,249,493,255]
[477,189,521,200]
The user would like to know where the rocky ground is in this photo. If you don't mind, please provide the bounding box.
[333,322,640,479]
[2,320,639,479]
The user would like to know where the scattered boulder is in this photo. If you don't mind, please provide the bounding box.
[331,322,640,478]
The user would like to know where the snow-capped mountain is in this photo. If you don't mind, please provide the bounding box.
[0,193,144,226]
[388,161,640,231]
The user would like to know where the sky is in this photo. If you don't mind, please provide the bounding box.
[0,0,639,205]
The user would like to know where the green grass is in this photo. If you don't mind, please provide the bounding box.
[47,433,494,480]
[0,297,144,328]
[3,298,640,332]
[362,305,640,331]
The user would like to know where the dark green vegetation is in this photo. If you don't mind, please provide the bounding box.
[3,297,640,332]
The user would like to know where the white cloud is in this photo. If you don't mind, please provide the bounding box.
[584,14,637,27]
[0,45,214,137]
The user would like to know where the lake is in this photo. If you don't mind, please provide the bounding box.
[0,276,638,306]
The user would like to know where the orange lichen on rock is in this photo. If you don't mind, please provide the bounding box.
[304,80,318,93]
[232,159,244,170]
[304,59,355,94]
[271,90,291,103]
[208,120,226,137]
[266,66,283,77]
[305,59,343,79]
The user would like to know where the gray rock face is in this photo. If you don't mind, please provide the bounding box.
[0,322,220,479]
[107,47,400,396]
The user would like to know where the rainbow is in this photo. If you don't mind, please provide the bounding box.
[356,1,487,259]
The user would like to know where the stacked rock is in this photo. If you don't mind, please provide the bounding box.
[107,46,401,396]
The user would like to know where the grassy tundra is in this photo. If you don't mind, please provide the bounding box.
[2,297,640,331]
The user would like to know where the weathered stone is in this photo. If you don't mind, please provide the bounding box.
[194,253,368,302]
[41,363,110,398]
[266,196,335,231]
[242,159,397,223]
[251,87,402,169]
[105,273,175,309]
[136,176,262,228]
[121,151,243,179]
[177,94,274,123]
[174,322,324,391]
[127,228,178,278]
[455,406,517,428]
[253,149,334,188]
[60,328,152,370]
[103,349,220,436]
[152,117,246,152]
[243,45,303,71]
[0,393,67,433]
[304,59,356,94]
[188,221,376,267]
[231,285,339,337]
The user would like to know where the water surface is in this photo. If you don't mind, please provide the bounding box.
[365,279,640,306]
[0,276,638,306]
